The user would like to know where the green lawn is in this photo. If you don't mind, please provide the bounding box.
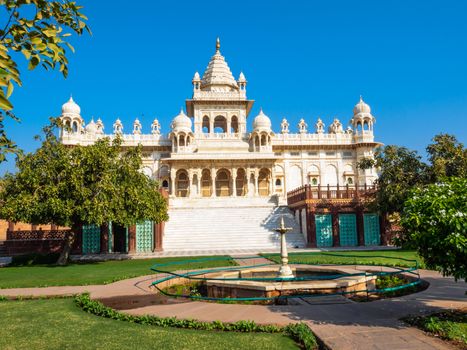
[403,310,467,347]
[262,249,424,268]
[0,256,236,289]
[0,298,298,350]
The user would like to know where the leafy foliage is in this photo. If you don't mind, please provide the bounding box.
[358,145,429,215]
[0,0,89,161]
[403,310,467,346]
[401,177,467,281]
[427,133,467,180]
[0,120,168,261]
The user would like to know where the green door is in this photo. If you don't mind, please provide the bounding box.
[82,224,101,254]
[315,214,333,247]
[136,220,153,253]
[339,214,357,246]
[364,214,381,246]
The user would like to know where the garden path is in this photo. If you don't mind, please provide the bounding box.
[0,267,464,350]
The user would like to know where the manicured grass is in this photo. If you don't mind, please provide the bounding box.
[0,256,236,288]
[403,310,467,347]
[262,249,424,268]
[0,298,298,350]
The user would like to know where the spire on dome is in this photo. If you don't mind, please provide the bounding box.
[200,38,238,91]
[216,37,220,52]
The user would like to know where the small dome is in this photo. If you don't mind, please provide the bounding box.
[353,96,371,115]
[253,109,272,130]
[238,72,246,82]
[192,71,200,81]
[171,108,192,131]
[61,96,81,115]
[85,118,97,134]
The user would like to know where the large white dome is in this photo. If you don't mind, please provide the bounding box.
[61,96,81,115]
[253,109,272,131]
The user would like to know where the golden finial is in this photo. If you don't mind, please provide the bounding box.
[216,37,220,51]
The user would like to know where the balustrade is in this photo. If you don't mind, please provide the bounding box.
[287,184,376,206]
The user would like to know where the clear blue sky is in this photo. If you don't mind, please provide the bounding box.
[2,0,466,174]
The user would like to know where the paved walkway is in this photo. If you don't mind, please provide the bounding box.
[1,267,465,350]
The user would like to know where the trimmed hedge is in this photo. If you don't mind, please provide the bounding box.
[74,293,318,349]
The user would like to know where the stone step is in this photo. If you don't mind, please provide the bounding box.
[163,205,306,251]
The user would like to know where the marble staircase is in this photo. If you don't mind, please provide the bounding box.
[163,200,306,251]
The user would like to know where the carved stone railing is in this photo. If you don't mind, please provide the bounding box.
[7,230,70,240]
[287,184,377,207]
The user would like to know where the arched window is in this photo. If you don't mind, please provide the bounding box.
[260,134,266,146]
[72,121,78,133]
[202,115,210,134]
[311,177,318,186]
[179,134,185,147]
[214,115,227,133]
[162,180,169,188]
[275,178,281,186]
[347,177,353,185]
[231,116,238,133]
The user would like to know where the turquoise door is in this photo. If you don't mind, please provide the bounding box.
[315,214,333,247]
[136,220,153,253]
[338,214,357,246]
[364,214,381,246]
[82,224,101,254]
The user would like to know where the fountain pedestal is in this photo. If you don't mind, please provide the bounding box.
[275,216,294,279]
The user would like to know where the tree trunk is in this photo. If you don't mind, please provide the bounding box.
[56,225,77,266]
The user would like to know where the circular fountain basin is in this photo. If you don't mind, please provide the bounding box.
[205,265,376,299]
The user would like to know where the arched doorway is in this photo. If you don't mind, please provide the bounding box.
[176,170,189,197]
[236,168,247,196]
[201,169,212,197]
[216,169,231,197]
[258,168,270,196]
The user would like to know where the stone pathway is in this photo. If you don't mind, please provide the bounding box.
[0,266,465,350]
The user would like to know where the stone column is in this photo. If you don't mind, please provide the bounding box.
[227,117,231,135]
[209,117,214,135]
[211,166,216,197]
[198,170,202,197]
[254,169,259,196]
[268,168,273,195]
[170,172,176,197]
[188,171,193,198]
[232,168,237,197]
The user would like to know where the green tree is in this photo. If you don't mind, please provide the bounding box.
[358,145,429,216]
[426,133,467,180]
[0,0,90,161]
[0,120,168,264]
[401,177,467,281]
